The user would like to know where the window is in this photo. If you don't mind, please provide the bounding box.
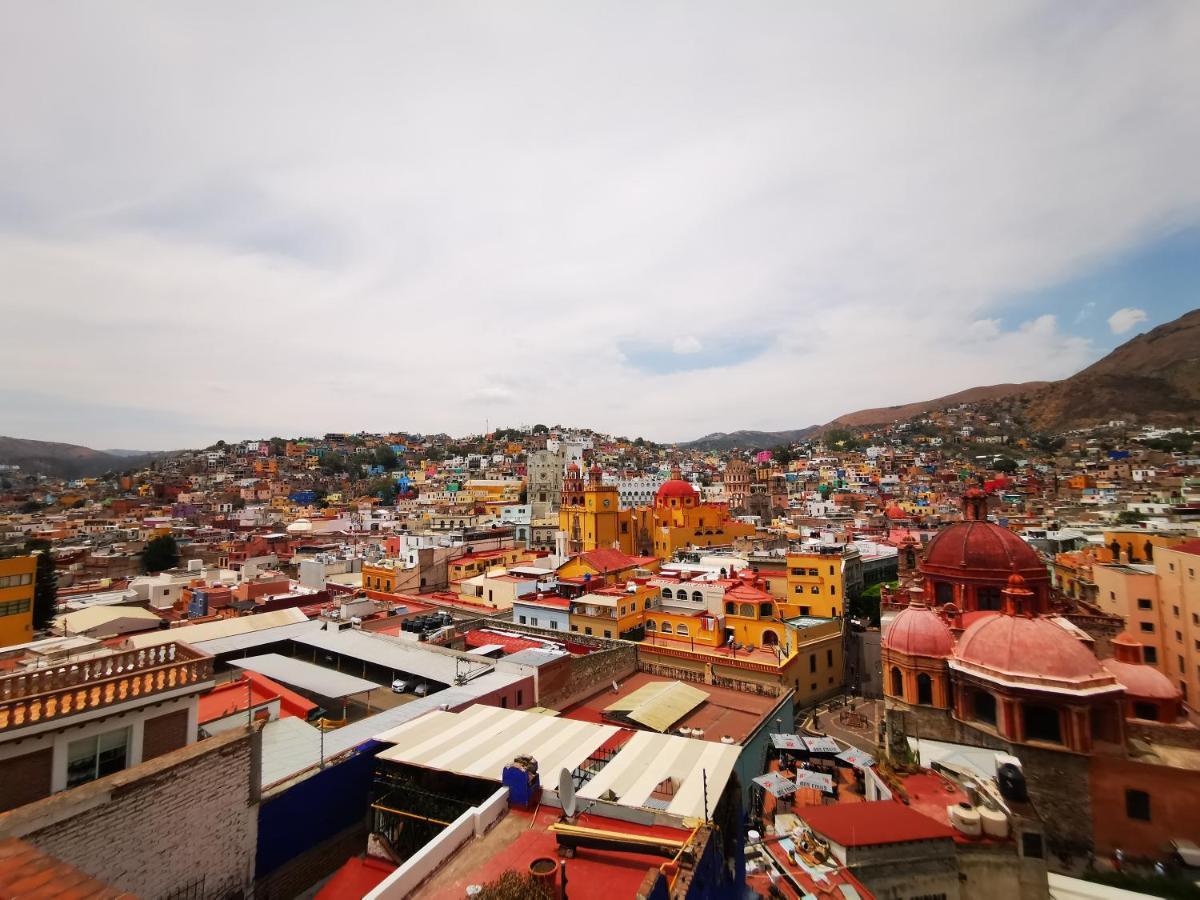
[604,630,612,638]
[740,603,755,617]
[826,649,834,666]
[661,622,673,634]
[917,673,933,705]
[808,568,819,577]
[550,621,558,630]
[890,666,903,696]
[517,689,523,705]
[662,588,673,599]
[676,624,689,637]
[810,586,819,595]
[977,587,1002,611]
[973,691,997,726]
[759,602,773,617]
[1174,606,1181,618]
[1125,789,1151,821]
[800,606,810,616]
[0,573,32,588]
[692,591,703,603]
[1177,631,1183,643]
[0,599,31,617]
[1133,701,1159,721]
[725,601,736,615]
[1144,646,1158,664]
[518,615,527,624]
[531,617,539,627]
[584,627,592,635]
[646,620,656,631]
[809,654,817,673]
[1137,598,1153,610]
[1180,655,1186,673]
[934,582,953,604]
[1023,705,1062,743]
[1022,833,1044,859]
[1140,622,1155,633]
[571,625,578,632]
[67,729,129,789]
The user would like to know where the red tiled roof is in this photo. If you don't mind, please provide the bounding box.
[465,630,544,654]
[0,838,134,899]
[577,548,645,574]
[315,855,395,900]
[798,801,955,847]
[1170,540,1200,557]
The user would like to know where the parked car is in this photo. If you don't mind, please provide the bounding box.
[413,683,428,697]
[391,678,410,693]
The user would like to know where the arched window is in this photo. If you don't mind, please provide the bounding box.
[662,588,673,599]
[762,629,779,646]
[890,666,904,697]
[692,591,703,603]
[917,672,933,705]
[645,620,656,631]
[934,582,954,605]
[661,622,673,634]
[973,690,997,726]
[645,598,653,610]
[739,603,755,618]
[977,587,1002,611]
[676,624,689,637]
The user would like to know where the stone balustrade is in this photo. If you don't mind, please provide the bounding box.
[0,642,213,733]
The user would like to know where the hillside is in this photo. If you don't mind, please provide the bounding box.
[0,436,146,479]
[678,427,819,451]
[681,308,1200,447]
[1023,308,1200,430]
[828,382,1050,428]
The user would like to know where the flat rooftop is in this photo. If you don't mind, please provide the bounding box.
[411,803,691,900]
[560,671,780,744]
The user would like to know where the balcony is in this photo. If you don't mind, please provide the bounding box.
[0,643,214,734]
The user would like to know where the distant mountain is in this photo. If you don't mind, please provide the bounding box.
[0,437,153,479]
[681,309,1200,447]
[678,427,820,451]
[1024,308,1200,430]
[828,382,1050,428]
[101,448,158,458]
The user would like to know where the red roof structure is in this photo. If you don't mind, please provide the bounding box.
[798,801,955,847]
[883,596,954,658]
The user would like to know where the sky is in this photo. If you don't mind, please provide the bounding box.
[1,2,1198,449]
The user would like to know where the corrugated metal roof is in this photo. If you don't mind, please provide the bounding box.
[232,654,378,699]
[293,627,491,686]
[603,680,709,733]
[576,728,740,821]
[375,705,618,782]
[374,705,739,822]
[260,717,324,786]
[189,619,322,655]
[56,605,161,632]
[126,608,309,649]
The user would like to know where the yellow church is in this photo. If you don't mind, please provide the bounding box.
[558,464,755,559]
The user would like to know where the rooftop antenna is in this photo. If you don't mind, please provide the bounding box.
[559,767,578,821]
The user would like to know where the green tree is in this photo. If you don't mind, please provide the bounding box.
[771,444,795,465]
[373,445,399,471]
[532,424,549,434]
[1116,510,1147,525]
[993,457,1018,474]
[141,535,180,573]
[31,549,58,630]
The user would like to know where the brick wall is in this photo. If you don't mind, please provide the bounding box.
[254,822,366,899]
[0,748,52,813]
[142,708,189,762]
[0,727,260,898]
[543,644,639,709]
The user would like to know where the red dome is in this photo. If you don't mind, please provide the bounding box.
[656,479,699,504]
[884,602,953,657]
[1102,658,1180,701]
[922,521,1046,581]
[954,613,1115,688]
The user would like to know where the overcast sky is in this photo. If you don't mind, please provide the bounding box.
[2,2,1199,449]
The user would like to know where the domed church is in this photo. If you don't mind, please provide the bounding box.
[881,491,1197,858]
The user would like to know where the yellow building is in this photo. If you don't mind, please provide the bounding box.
[1147,543,1200,706]
[568,590,646,640]
[0,555,37,647]
[782,550,847,618]
[557,548,659,588]
[558,464,754,559]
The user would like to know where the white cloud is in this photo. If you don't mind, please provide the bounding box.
[0,3,1198,447]
[1108,306,1148,335]
[671,336,703,355]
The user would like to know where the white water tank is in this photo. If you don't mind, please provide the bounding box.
[948,803,982,837]
[978,806,1009,838]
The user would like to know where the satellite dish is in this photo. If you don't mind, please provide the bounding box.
[558,767,578,819]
